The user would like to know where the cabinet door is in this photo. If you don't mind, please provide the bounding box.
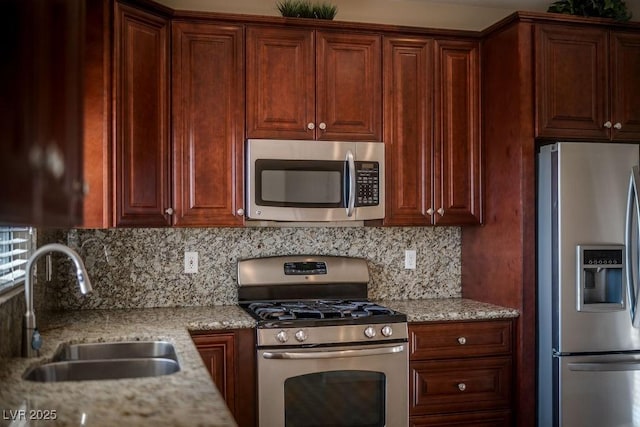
[383,37,434,225]
[82,0,112,228]
[317,32,382,141]
[114,2,171,226]
[611,31,640,141]
[192,330,257,427]
[535,25,609,140]
[172,22,244,226]
[0,0,83,227]
[434,40,481,225]
[192,332,237,413]
[246,26,315,140]
[410,356,512,416]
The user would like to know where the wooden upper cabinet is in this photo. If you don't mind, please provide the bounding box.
[434,39,481,225]
[535,25,609,139]
[246,26,314,140]
[316,31,382,141]
[383,37,434,225]
[246,26,382,141]
[82,0,112,228]
[0,0,84,227]
[535,25,640,141]
[114,2,171,226]
[383,37,481,226]
[172,21,245,226]
[610,31,640,141]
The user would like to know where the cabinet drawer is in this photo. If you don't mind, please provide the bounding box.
[410,356,512,415]
[409,320,512,359]
[410,410,511,427]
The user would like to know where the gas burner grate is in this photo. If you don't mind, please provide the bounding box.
[246,300,396,322]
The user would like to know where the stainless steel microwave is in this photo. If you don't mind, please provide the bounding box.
[245,139,385,222]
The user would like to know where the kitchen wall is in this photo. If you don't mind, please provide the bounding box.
[39,226,461,311]
[0,225,460,357]
[158,0,538,31]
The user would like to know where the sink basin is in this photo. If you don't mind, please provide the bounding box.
[52,341,178,362]
[23,358,180,382]
[23,341,181,382]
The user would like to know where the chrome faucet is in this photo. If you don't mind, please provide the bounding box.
[23,243,92,357]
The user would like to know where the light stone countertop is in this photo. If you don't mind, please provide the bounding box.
[379,298,520,322]
[0,299,516,426]
[0,306,256,427]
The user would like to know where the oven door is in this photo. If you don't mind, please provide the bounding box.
[258,342,408,427]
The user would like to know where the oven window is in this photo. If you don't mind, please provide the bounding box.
[256,159,345,207]
[284,370,385,427]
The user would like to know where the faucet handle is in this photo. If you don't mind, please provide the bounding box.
[31,328,42,353]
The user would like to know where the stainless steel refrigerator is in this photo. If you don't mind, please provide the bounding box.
[538,142,640,427]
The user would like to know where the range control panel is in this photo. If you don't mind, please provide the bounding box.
[284,261,328,276]
[355,161,380,207]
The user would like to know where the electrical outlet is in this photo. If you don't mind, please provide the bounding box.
[184,251,198,274]
[404,250,416,270]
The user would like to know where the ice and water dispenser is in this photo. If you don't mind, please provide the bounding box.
[577,245,625,311]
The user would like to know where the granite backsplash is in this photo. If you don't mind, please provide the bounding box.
[0,226,460,357]
[38,226,461,311]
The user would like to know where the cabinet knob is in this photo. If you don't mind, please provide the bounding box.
[318,122,327,130]
[165,207,174,215]
[426,208,434,216]
[604,121,613,129]
[72,180,89,196]
[45,144,65,179]
[437,208,445,216]
[457,336,467,345]
[236,208,244,216]
[307,122,315,130]
[458,383,467,392]
[614,122,622,130]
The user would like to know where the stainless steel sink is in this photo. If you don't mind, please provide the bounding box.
[23,358,180,382]
[23,341,181,382]
[52,341,178,362]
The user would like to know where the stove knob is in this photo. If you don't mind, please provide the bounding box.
[295,329,308,342]
[364,326,376,339]
[275,330,289,343]
[381,325,393,337]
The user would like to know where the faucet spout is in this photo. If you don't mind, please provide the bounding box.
[23,243,92,357]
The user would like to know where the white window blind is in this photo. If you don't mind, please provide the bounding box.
[0,227,33,293]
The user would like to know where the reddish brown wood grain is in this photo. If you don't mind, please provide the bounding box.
[610,31,640,141]
[172,21,245,226]
[434,39,481,225]
[383,36,433,225]
[192,329,256,427]
[114,2,171,226]
[462,21,536,427]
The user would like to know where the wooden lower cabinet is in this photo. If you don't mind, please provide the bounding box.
[410,410,512,427]
[191,329,256,427]
[409,320,514,426]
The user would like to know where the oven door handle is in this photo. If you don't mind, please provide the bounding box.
[262,345,405,360]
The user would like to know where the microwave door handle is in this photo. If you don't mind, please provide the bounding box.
[346,150,356,217]
[626,166,640,328]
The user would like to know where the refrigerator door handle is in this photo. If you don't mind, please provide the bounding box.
[625,165,640,328]
[569,361,640,372]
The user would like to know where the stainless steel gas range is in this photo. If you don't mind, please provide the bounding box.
[238,255,409,427]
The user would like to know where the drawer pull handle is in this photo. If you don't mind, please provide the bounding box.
[458,383,466,391]
[457,336,467,345]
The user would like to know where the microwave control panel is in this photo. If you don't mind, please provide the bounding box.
[355,162,380,206]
